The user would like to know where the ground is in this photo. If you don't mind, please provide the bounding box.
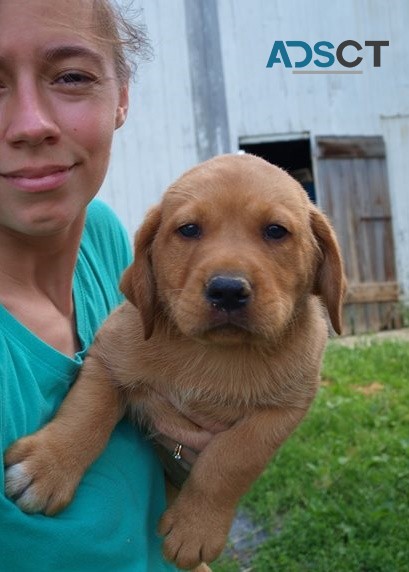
[336,327,409,347]
[216,327,409,571]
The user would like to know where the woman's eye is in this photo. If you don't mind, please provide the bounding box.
[177,223,201,239]
[54,72,95,86]
[263,224,288,240]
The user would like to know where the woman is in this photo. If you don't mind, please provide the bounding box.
[0,1,210,570]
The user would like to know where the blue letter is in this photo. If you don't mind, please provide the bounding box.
[314,41,335,67]
[266,41,292,68]
[286,41,313,68]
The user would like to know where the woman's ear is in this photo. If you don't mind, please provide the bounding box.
[115,84,129,129]
[120,205,162,339]
[310,206,347,334]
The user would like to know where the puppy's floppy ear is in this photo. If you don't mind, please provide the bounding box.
[310,206,347,335]
[120,205,162,340]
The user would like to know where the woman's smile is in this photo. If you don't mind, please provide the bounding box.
[1,164,77,193]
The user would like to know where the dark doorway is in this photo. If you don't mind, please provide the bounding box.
[239,138,316,202]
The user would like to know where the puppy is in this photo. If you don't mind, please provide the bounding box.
[5,154,346,570]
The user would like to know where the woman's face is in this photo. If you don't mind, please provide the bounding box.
[0,0,128,238]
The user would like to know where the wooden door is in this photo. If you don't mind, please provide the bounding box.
[314,136,402,334]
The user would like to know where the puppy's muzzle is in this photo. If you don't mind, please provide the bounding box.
[205,275,251,312]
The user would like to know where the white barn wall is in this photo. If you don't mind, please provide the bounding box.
[381,115,409,303]
[100,0,198,233]
[100,0,409,298]
[217,0,408,140]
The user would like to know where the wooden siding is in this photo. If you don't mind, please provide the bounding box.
[315,136,402,334]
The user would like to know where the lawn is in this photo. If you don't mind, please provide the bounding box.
[213,338,409,572]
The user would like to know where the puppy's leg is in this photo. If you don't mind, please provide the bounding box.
[159,405,310,569]
[5,352,123,515]
[164,482,213,572]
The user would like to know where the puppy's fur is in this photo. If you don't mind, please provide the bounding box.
[5,154,346,570]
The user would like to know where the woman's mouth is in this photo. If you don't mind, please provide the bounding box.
[1,165,75,193]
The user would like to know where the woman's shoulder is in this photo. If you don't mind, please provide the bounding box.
[81,199,132,274]
[85,199,128,239]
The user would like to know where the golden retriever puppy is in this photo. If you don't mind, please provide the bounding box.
[5,154,346,570]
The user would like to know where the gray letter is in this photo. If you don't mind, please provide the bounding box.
[365,41,389,67]
[337,40,362,68]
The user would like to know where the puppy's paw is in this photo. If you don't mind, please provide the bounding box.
[192,564,213,572]
[5,429,81,515]
[158,496,232,569]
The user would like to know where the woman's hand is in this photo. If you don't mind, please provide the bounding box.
[149,393,229,468]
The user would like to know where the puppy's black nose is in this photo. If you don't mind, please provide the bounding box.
[206,276,251,311]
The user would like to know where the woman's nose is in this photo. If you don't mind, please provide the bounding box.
[5,81,60,147]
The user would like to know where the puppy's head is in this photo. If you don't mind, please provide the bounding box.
[121,154,346,342]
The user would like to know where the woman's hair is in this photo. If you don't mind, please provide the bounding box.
[93,0,152,83]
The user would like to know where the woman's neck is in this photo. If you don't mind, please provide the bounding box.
[0,212,85,316]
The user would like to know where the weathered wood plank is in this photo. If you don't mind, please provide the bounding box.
[316,136,385,159]
[316,159,361,282]
[345,282,400,304]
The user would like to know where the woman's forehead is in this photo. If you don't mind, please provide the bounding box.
[0,0,114,64]
[0,0,102,42]
[0,0,94,22]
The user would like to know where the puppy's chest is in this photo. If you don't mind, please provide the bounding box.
[136,346,315,414]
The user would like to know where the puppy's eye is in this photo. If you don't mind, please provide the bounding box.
[263,224,288,240]
[178,223,201,239]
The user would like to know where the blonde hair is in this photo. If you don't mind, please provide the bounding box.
[92,0,151,83]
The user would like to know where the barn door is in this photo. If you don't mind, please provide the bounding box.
[314,136,401,334]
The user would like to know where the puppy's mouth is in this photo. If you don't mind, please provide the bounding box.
[200,308,254,342]
[208,322,250,335]
[207,307,250,329]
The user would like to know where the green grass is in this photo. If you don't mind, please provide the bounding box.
[213,339,409,572]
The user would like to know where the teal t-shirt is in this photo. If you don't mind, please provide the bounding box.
[0,200,176,572]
